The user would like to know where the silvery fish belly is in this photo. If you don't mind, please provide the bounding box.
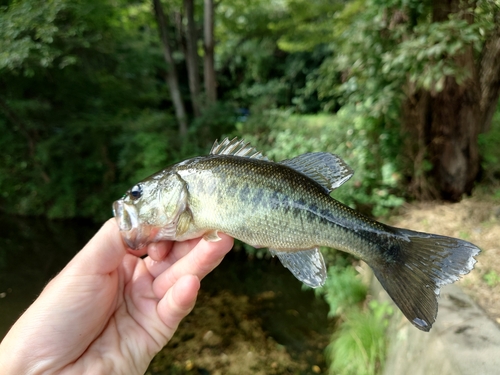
[113,138,480,332]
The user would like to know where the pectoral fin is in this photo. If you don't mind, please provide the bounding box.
[269,248,327,288]
[204,230,222,242]
[175,210,193,237]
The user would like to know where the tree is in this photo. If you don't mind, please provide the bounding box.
[204,0,216,103]
[152,0,217,126]
[401,0,500,201]
[152,0,188,135]
[184,0,202,116]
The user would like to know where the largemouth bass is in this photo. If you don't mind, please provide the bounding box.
[113,138,480,331]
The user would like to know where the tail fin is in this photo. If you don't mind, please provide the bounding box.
[369,228,480,332]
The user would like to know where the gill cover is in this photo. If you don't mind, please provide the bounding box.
[150,172,190,241]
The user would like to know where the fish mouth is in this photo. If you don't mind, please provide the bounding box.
[113,200,144,249]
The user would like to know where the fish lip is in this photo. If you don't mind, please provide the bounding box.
[113,200,142,249]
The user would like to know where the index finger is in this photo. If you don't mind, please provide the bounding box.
[151,234,234,299]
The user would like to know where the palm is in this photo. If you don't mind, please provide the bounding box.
[0,220,233,375]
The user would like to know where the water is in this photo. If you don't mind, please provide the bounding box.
[0,214,98,339]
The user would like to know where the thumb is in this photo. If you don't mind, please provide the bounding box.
[69,218,128,275]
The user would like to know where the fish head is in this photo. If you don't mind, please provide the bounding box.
[113,171,188,250]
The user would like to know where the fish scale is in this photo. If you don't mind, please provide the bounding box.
[113,137,480,331]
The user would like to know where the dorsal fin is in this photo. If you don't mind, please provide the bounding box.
[280,152,353,193]
[210,138,269,161]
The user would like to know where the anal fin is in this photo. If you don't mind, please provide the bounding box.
[269,248,327,288]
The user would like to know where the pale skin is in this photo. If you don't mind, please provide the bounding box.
[0,219,234,375]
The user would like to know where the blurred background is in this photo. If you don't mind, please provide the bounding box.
[1,0,500,374]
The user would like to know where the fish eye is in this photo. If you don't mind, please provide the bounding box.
[129,184,142,200]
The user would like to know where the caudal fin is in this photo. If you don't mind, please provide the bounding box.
[369,228,480,332]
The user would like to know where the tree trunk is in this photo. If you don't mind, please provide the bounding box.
[429,1,480,201]
[479,9,500,133]
[427,75,481,201]
[203,0,216,103]
[402,0,500,201]
[184,0,202,117]
[152,0,188,136]
[401,88,436,200]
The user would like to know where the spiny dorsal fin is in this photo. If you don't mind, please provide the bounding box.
[281,152,353,193]
[211,137,269,161]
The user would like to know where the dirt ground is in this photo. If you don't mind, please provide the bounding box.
[146,193,499,375]
[147,291,329,375]
[389,193,500,323]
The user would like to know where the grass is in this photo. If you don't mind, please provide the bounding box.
[315,263,393,375]
[483,270,500,287]
[319,264,368,317]
[326,301,393,375]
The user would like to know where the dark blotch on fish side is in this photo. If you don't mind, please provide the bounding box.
[238,184,251,203]
[250,187,266,206]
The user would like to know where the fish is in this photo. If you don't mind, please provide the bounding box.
[113,137,480,331]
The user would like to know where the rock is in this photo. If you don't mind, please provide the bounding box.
[202,330,222,346]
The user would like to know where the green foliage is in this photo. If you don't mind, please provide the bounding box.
[326,301,393,375]
[479,106,500,183]
[274,0,341,53]
[306,0,486,121]
[188,102,240,147]
[216,0,329,113]
[319,265,367,317]
[483,270,500,287]
[0,0,116,75]
[382,16,482,93]
[115,111,179,183]
[4,0,499,371]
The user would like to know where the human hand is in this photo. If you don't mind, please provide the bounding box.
[0,218,233,375]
